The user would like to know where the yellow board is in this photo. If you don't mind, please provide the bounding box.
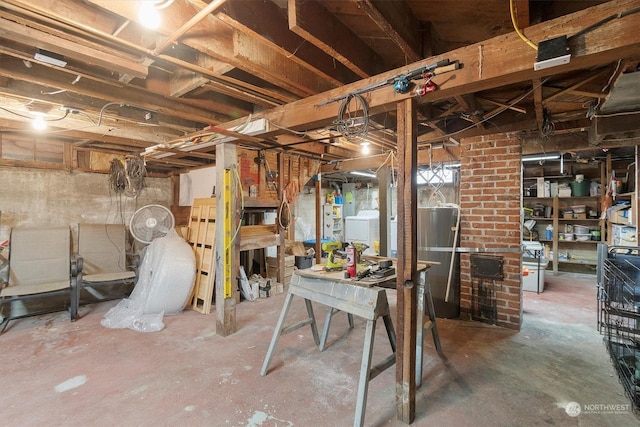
[223,169,232,299]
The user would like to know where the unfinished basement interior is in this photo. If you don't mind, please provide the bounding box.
[1,0,640,425]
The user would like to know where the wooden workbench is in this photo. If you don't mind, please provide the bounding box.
[260,261,440,427]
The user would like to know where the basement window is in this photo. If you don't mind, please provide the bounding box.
[1,135,64,164]
[416,168,456,185]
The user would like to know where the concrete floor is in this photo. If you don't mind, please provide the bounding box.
[0,273,637,426]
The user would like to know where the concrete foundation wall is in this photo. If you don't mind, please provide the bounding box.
[0,167,172,243]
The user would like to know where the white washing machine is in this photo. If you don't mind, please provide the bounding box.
[344,210,379,255]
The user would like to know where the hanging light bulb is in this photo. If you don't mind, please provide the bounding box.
[138,2,161,29]
[361,142,370,155]
[31,112,47,131]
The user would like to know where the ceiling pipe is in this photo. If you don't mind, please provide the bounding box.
[152,0,227,55]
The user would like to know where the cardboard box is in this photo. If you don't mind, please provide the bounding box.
[606,204,633,224]
[267,256,295,267]
[266,265,294,279]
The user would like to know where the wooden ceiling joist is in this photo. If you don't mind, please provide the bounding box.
[212,0,640,145]
[288,0,384,78]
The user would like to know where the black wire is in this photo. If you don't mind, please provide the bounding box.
[336,93,369,139]
[0,106,69,121]
[109,159,126,194]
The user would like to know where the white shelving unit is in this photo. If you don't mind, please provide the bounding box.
[323,203,343,241]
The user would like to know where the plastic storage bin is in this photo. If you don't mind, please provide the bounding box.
[523,258,548,292]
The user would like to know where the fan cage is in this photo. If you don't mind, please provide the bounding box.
[129,204,175,244]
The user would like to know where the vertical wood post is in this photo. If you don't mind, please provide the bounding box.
[215,142,237,336]
[396,98,418,423]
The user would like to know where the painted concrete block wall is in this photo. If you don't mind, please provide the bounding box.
[459,134,523,330]
[0,167,172,244]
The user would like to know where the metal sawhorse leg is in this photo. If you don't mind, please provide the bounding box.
[261,273,396,427]
[416,269,442,387]
[319,308,354,351]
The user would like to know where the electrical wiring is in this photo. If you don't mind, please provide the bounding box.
[0,106,69,122]
[96,102,157,127]
[109,158,126,194]
[124,156,147,197]
[335,93,369,140]
[267,119,309,137]
[509,0,537,51]
[428,78,549,143]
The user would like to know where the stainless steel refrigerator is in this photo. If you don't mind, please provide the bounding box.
[417,207,460,318]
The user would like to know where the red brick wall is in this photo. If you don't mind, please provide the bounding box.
[459,134,523,330]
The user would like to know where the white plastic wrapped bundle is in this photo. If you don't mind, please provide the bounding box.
[101,229,196,332]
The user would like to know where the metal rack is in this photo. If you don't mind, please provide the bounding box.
[598,244,640,413]
[470,254,504,325]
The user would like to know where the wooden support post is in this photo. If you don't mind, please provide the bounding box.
[396,98,418,423]
[215,143,238,336]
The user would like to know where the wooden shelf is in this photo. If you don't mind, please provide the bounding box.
[558,239,601,244]
[523,161,606,274]
[558,218,601,222]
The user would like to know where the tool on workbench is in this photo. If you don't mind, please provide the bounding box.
[356,267,372,280]
[346,242,357,277]
[373,259,395,278]
[322,241,344,271]
[352,242,369,259]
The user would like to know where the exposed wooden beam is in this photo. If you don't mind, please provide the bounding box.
[543,72,607,105]
[87,0,335,97]
[454,94,485,129]
[532,78,544,133]
[212,0,640,143]
[0,15,148,79]
[354,0,422,63]
[288,0,384,78]
[169,69,209,97]
[477,97,527,115]
[4,0,293,107]
[217,0,357,85]
[0,57,228,124]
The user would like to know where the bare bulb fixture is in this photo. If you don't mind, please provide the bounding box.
[31,113,47,131]
[361,142,370,154]
[138,2,161,29]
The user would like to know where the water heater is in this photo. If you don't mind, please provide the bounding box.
[417,207,460,318]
